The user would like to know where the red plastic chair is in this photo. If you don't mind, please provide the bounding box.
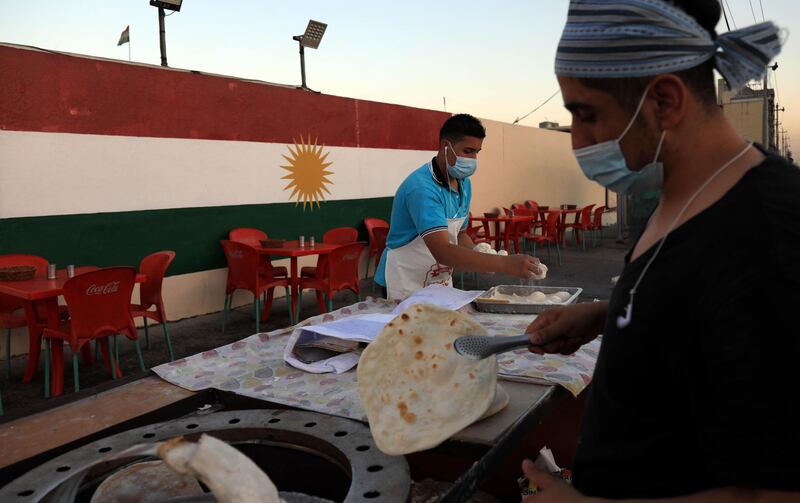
[299,242,366,314]
[464,212,488,245]
[364,218,389,279]
[480,212,501,250]
[130,251,176,361]
[220,240,292,334]
[372,227,389,261]
[499,207,532,253]
[523,201,544,236]
[0,254,50,379]
[510,203,527,214]
[42,267,144,397]
[525,210,562,266]
[588,206,607,246]
[562,204,595,250]
[229,228,288,278]
[301,227,359,278]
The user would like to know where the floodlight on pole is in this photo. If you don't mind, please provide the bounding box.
[293,20,327,91]
[149,0,183,67]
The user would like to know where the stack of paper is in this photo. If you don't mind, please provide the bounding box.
[284,285,485,373]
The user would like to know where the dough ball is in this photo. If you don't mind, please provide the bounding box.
[532,262,548,280]
[530,291,547,302]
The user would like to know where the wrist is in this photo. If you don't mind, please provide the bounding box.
[590,301,609,334]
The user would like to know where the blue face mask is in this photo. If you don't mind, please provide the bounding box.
[445,143,477,179]
[573,89,666,194]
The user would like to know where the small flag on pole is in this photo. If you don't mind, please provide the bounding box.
[117,26,130,46]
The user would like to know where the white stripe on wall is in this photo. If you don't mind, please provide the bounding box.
[0,131,433,219]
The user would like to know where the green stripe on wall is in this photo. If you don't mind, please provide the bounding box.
[0,198,393,276]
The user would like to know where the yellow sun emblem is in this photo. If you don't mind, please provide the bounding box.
[280,135,334,209]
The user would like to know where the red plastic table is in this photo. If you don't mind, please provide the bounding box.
[0,267,146,394]
[254,241,341,321]
[471,215,535,252]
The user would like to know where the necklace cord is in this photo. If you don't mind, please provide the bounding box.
[622,142,754,317]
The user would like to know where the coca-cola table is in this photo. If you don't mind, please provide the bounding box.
[0,267,146,396]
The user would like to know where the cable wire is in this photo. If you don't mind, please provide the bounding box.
[723,0,738,29]
[512,90,561,125]
[748,0,758,23]
[720,0,732,30]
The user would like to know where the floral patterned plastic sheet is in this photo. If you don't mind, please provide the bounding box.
[153,297,600,422]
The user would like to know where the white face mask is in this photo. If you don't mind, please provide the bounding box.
[445,142,478,179]
[572,88,666,194]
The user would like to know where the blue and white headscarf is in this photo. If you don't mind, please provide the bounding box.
[555,0,782,91]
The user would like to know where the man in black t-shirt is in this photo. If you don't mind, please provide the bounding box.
[521,1,800,501]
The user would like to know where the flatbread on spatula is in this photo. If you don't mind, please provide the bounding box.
[358,304,497,455]
[478,384,509,421]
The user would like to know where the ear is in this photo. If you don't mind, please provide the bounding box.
[649,74,687,130]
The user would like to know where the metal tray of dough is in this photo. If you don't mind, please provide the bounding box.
[472,285,582,314]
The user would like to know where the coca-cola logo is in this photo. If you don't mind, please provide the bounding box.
[86,281,120,296]
[229,250,244,260]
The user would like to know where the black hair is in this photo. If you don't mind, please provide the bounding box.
[579,0,722,111]
[439,113,486,143]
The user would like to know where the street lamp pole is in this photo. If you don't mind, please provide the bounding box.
[292,20,327,91]
[149,0,182,67]
[158,7,168,67]
[293,35,307,89]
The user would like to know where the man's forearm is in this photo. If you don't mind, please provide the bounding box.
[433,241,508,273]
[457,231,475,248]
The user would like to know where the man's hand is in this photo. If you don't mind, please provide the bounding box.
[521,460,593,503]
[424,231,543,276]
[503,253,542,279]
[526,301,607,355]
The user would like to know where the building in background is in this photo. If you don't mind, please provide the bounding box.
[717,78,791,159]
[538,121,571,133]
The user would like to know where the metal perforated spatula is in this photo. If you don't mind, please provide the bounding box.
[454,334,536,360]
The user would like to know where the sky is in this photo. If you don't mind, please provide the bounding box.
[1,0,796,154]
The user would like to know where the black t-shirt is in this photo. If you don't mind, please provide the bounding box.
[572,153,800,498]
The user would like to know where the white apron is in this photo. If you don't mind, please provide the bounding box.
[385,215,465,300]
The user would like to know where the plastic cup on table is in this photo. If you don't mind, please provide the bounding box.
[67,265,75,278]
[47,264,57,279]
[299,235,305,248]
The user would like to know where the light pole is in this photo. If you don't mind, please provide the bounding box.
[149,0,183,67]
[762,62,778,147]
[293,20,327,91]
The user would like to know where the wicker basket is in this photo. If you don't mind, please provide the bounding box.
[0,266,37,281]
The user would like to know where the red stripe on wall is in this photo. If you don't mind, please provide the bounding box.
[0,45,450,150]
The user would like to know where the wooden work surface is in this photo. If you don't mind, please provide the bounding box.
[0,376,195,469]
[0,376,556,470]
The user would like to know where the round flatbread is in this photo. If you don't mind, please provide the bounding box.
[477,384,509,421]
[91,460,204,503]
[358,304,497,455]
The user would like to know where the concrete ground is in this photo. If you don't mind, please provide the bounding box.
[0,227,628,420]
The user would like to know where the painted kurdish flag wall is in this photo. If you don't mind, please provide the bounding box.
[1,43,608,356]
[0,43,450,354]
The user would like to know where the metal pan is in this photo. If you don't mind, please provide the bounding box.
[473,285,582,314]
